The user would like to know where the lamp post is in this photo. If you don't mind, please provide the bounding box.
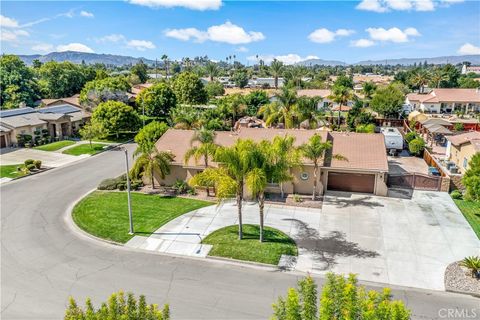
[123,147,134,235]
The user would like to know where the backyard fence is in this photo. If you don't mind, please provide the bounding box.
[387,173,444,191]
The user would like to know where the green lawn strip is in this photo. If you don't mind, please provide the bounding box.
[202,224,298,265]
[72,191,213,243]
[62,143,107,156]
[0,164,25,178]
[454,199,480,239]
[34,140,76,151]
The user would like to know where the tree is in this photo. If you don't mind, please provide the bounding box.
[370,84,405,118]
[430,68,448,88]
[329,84,353,126]
[79,122,106,148]
[38,61,86,98]
[172,72,208,105]
[270,59,284,89]
[244,90,269,116]
[410,69,430,93]
[184,128,218,196]
[92,101,141,138]
[458,76,480,88]
[136,82,177,118]
[333,74,354,89]
[408,137,425,156]
[80,77,131,108]
[362,81,377,100]
[64,290,170,320]
[245,167,267,241]
[131,145,174,188]
[232,69,249,88]
[271,274,410,320]
[0,55,39,109]
[463,153,480,201]
[205,81,225,99]
[301,134,345,200]
[161,54,169,77]
[131,60,149,83]
[258,87,298,128]
[205,61,219,81]
[134,121,169,153]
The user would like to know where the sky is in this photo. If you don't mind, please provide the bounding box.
[1,0,480,64]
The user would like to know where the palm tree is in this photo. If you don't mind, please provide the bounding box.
[284,66,306,88]
[161,54,169,78]
[268,136,301,198]
[131,146,174,189]
[430,68,447,88]
[205,62,219,82]
[170,106,202,129]
[270,59,284,89]
[329,85,353,127]
[245,167,267,242]
[184,128,218,196]
[411,69,430,93]
[297,96,324,129]
[362,81,377,100]
[258,87,298,128]
[301,134,346,200]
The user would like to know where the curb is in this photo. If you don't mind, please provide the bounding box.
[446,288,480,298]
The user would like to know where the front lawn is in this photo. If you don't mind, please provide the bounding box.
[0,164,25,178]
[72,191,212,243]
[34,140,76,151]
[202,224,298,265]
[454,199,480,239]
[63,143,106,156]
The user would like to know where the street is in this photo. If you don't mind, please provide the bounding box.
[1,144,478,319]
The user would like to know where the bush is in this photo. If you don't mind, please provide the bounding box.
[463,153,480,201]
[131,180,143,191]
[450,190,463,200]
[460,256,480,278]
[404,131,417,143]
[172,179,190,194]
[26,163,36,171]
[408,137,425,156]
[24,159,35,166]
[97,174,128,190]
[33,160,42,169]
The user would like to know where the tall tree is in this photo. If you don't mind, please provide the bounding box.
[430,68,448,89]
[270,59,284,89]
[329,84,353,126]
[135,82,177,118]
[410,69,430,93]
[258,87,298,128]
[245,167,267,241]
[79,77,131,108]
[134,121,169,153]
[131,60,149,83]
[0,55,39,109]
[91,101,141,138]
[131,145,174,189]
[161,54,169,78]
[370,84,405,118]
[79,122,106,148]
[172,72,208,105]
[38,61,86,98]
[205,61,219,81]
[463,153,480,201]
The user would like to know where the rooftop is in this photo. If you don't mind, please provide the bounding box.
[447,131,480,151]
[407,88,480,104]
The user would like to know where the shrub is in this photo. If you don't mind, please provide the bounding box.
[33,160,42,169]
[463,153,480,201]
[355,123,376,133]
[404,131,417,143]
[98,178,119,190]
[408,137,425,156]
[131,180,143,191]
[460,256,480,278]
[172,179,190,194]
[454,123,464,132]
[24,159,35,166]
[450,190,463,200]
[26,163,36,171]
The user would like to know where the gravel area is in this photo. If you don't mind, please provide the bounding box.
[445,261,480,296]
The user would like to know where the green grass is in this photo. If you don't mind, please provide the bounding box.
[62,143,107,156]
[0,164,25,178]
[202,224,298,265]
[454,199,480,239]
[34,140,76,151]
[72,191,212,243]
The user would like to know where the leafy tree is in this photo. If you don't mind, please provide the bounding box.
[131,60,149,83]
[346,100,375,130]
[270,59,284,89]
[329,84,353,126]
[134,121,169,153]
[355,123,376,133]
[463,153,480,201]
[244,90,269,116]
[136,82,177,118]
[410,69,430,93]
[232,69,249,88]
[258,87,298,128]
[333,74,354,89]
[404,131,418,143]
[272,274,410,320]
[64,290,170,320]
[458,76,480,88]
[297,96,324,129]
[172,71,208,105]
[218,93,247,127]
[205,80,225,98]
[370,84,405,118]
[131,145,174,188]
[38,61,86,98]
[0,55,39,109]
[408,137,425,156]
[362,81,377,100]
[80,77,131,108]
[92,101,141,138]
[79,122,107,148]
[430,68,448,88]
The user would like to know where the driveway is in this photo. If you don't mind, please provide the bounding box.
[127,191,479,291]
[0,148,88,167]
[388,153,429,174]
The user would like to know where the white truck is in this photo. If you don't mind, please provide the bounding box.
[380,127,404,155]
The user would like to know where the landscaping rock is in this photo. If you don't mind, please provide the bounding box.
[445,261,480,296]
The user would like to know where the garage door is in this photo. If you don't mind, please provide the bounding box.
[327,172,375,194]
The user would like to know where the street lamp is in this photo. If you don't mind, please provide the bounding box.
[122,147,134,235]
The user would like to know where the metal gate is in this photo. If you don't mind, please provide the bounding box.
[387,173,441,191]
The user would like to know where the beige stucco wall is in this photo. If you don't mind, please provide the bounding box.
[152,165,200,186]
[449,144,478,174]
[8,124,48,145]
[291,166,323,196]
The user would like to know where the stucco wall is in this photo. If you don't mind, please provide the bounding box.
[449,144,477,174]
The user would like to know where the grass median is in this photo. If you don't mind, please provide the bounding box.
[0,164,25,178]
[72,191,212,243]
[63,143,107,156]
[202,224,298,265]
[34,140,76,151]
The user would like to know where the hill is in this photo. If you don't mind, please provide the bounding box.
[17,51,157,66]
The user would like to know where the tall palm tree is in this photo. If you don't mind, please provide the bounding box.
[270,59,284,89]
[245,167,267,242]
[430,68,447,88]
[161,54,169,78]
[411,69,430,93]
[329,85,353,127]
[131,146,174,189]
[297,96,324,129]
[267,136,301,198]
[184,128,218,196]
[301,134,346,200]
[205,62,219,82]
[170,106,202,129]
[258,87,298,128]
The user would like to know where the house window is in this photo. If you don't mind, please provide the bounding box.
[463,157,468,169]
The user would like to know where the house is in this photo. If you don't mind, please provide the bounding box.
[154,128,389,196]
[40,94,82,109]
[461,64,480,75]
[446,131,480,174]
[405,88,480,114]
[296,89,356,111]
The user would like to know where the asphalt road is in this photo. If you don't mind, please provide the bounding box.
[1,145,478,319]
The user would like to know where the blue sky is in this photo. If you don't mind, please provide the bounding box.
[1,0,479,64]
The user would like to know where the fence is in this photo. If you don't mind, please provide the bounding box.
[387,173,444,191]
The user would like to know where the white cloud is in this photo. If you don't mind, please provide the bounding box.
[165,21,265,45]
[308,28,355,43]
[127,39,156,51]
[458,43,480,55]
[96,34,126,43]
[351,39,376,47]
[236,46,249,52]
[80,10,94,18]
[57,43,94,53]
[128,0,222,10]
[366,27,420,42]
[31,43,54,52]
[356,0,460,12]
[0,29,29,42]
[247,54,319,65]
[0,15,19,28]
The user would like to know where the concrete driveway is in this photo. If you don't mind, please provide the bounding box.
[126,190,479,291]
[0,148,87,167]
[388,154,429,174]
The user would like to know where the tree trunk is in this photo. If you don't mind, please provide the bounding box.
[259,192,265,242]
[275,76,278,89]
[204,155,210,196]
[312,162,317,201]
[237,183,243,240]
[151,167,155,189]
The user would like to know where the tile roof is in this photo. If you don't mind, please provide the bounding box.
[155,128,388,172]
[447,131,480,149]
[41,95,81,108]
[407,89,480,104]
[297,89,332,98]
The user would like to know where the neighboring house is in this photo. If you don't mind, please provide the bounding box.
[154,128,389,196]
[0,105,90,148]
[446,131,480,174]
[40,94,82,109]
[252,77,284,88]
[405,88,480,114]
[296,89,356,111]
[461,64,480,75]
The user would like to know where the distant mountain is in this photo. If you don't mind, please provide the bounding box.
[295,59,347,67]
[354,55,480,66]
[17,51,157,66]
